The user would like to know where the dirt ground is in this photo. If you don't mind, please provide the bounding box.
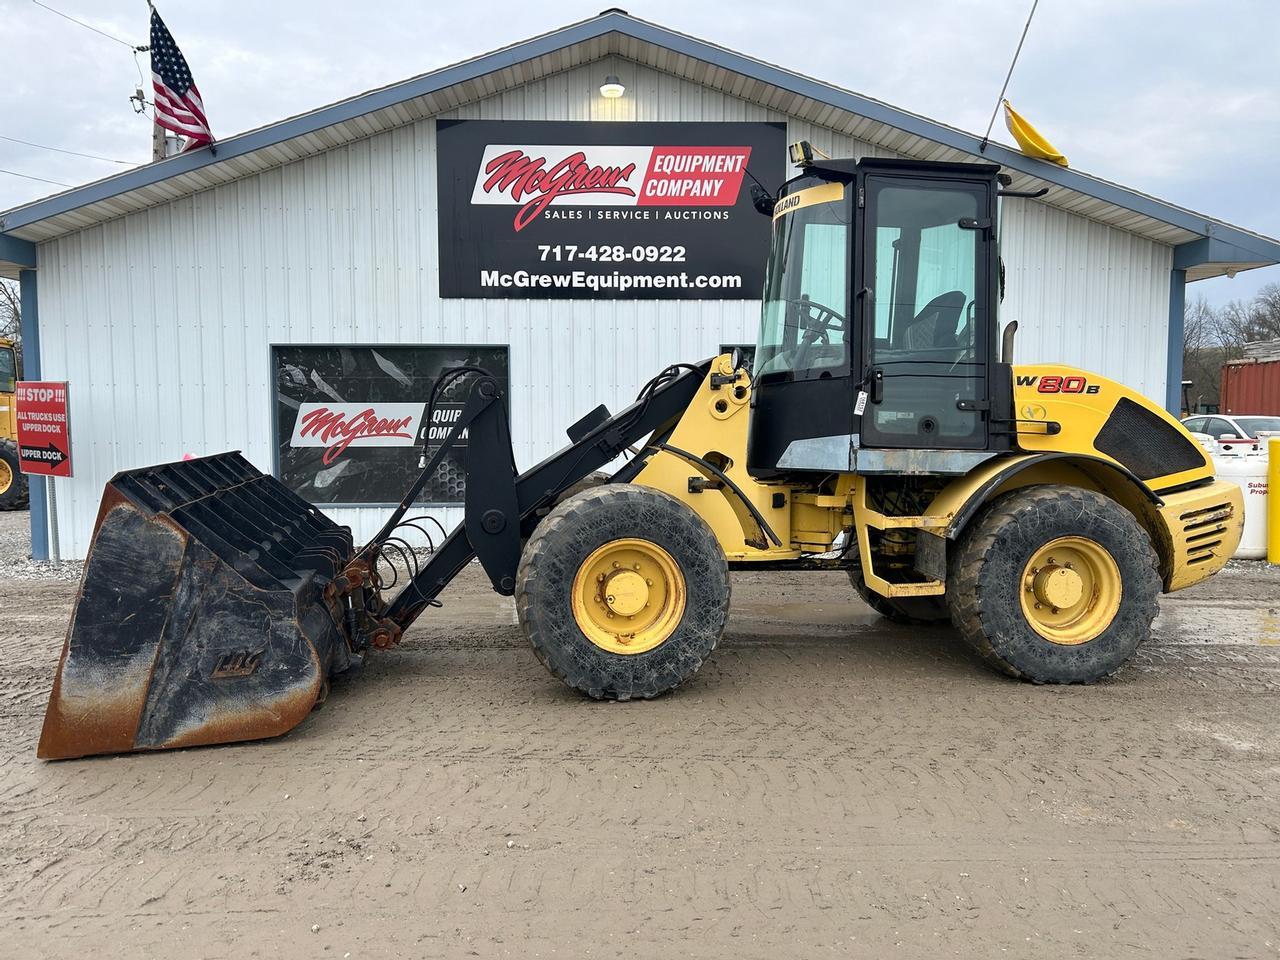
[2,510,1279,959]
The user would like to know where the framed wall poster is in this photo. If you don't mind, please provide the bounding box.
[273,345,509,505]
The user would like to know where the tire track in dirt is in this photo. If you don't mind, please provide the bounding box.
[3,568,1280,958]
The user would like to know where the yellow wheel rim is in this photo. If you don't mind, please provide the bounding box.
[1019,536,1122,645]
[0,457,11,495]
[570,538,686,655]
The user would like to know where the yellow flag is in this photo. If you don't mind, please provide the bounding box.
[1002,100,1068,167]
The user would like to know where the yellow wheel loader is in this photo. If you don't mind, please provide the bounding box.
[39,147,1243,760]
[0,337,27,511]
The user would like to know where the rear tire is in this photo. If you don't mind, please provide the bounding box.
[516,484,729,700]
[947,485,1160,683]
[848,569,950,625]
[0,441,28,511]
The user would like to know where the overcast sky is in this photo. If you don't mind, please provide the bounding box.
[2,0,1277,306]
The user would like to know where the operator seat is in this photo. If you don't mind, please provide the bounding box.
[901,290,966,351]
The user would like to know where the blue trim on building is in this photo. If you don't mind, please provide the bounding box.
[0,232,36,268]
[1166,268,1187,415]
[2,12,1279,267]
[18,269,48,561]
[1171,235,1275,271]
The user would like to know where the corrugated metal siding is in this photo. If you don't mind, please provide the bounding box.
[999,200,1172,399]
[36,56,1173,558]
[36,58,783,557]
[1221,359,1280,415]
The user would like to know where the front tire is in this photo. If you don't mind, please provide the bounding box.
[947,485,1160,683]
[516,484,729,700]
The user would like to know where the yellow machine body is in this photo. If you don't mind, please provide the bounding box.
[633,355,1243,601]
[0,337,16,443]
[0,336,23,509]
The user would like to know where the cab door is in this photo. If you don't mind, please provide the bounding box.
[859,174,993,450]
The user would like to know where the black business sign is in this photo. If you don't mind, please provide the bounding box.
[436,120,786,300]
[273,345,509,505]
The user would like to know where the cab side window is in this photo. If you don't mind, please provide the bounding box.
[0,347,15,394]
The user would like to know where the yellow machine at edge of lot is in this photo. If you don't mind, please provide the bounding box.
[38,145,1243,759]
[0,337,27,511]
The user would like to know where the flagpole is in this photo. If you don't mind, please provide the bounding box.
[145,1,169,161]
[979,0,1039,154]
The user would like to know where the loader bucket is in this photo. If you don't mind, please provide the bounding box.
[38,453,359,760]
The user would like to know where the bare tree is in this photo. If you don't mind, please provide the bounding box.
[0,279,19,375]
[1247,282,1280,342]
[1181,294,1226,413]
[1180,281,1280,412]
[0,279,17,342]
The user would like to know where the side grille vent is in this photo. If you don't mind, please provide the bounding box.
[1180,502,1235,566]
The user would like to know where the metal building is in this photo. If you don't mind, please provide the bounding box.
[2,10,1278,560]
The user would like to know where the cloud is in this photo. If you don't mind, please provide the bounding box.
[2,0,1276,302]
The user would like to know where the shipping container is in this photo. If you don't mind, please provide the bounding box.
[1221,359,1280,415]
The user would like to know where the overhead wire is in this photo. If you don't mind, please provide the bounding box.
[29,1,150,94]
[30,0,143,49]
[0,167,72,187]
[0,134,133,165]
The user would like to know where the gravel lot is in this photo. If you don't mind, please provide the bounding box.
[0,509,82,582]
[2,506,1279,958]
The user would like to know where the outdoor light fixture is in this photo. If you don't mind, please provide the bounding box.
[599,75,625,98]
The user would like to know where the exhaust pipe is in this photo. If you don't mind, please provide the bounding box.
[1001,320,1018,364]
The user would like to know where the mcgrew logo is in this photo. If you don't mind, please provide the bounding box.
[293,405,418,464]
[481,149,638,232]
[471,144,753,231]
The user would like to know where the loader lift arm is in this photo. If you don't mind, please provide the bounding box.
[37,359,712,759]
[377,361,710,632]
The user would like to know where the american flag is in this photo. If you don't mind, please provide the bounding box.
[150,9,213,151]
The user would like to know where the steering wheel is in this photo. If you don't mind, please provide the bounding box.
[786,297,846,345]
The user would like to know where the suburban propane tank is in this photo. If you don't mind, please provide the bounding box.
[1211,444,1269,560]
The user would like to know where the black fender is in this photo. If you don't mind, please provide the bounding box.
[943,452,1164,542]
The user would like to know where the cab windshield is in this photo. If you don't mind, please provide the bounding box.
[0,347,15,394]
[755,181,851,378]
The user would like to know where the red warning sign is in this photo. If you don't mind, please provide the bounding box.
[15,381,72,478]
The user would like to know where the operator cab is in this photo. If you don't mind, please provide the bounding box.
[747,148,1008,477]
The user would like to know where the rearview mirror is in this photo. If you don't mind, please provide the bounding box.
[750,184,776,216]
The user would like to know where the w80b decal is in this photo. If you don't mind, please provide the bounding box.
[1016,374,1100,395]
